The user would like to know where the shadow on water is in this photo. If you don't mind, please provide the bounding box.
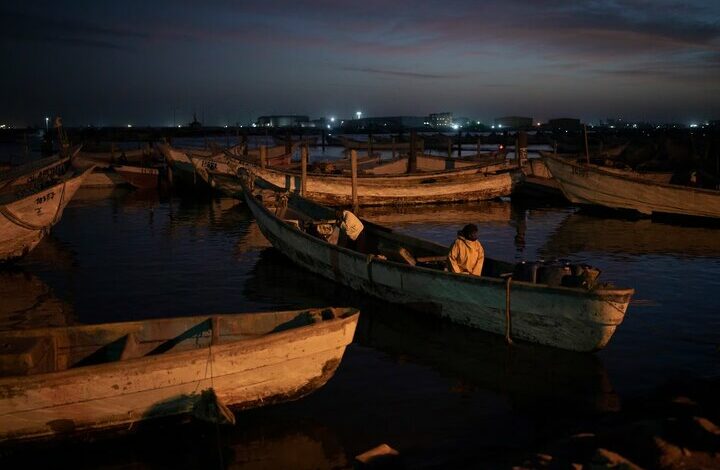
[0,268,75,331]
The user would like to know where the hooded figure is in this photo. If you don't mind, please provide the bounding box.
[447,223,484,276]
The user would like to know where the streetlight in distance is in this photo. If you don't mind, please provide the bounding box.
[356,111,362,120]
[45,117,49,131]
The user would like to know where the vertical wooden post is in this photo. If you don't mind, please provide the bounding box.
[477,137,482,157]
[447,136,452,159]
[285,131,291,155]
[553,140,557,154]
[260,145,267,168]
[236,125,240,146]
[517,131,527,169]
[368,133,373,158]
[242,132,248,157]
[408,131,417,173]
[515,134,520,167]
[226,130,230,148]
[583,124,590,165]
[321,129,326,151]
[457,128,462,158]
[351,150,359,212]
[301,144,308,196]
[111,142,116,162]
[391,137,396,159]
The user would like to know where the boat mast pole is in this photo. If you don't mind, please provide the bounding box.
[583,124,590,165]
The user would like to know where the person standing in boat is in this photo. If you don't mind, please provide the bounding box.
[335,209,366,252]
[447,224,484,276]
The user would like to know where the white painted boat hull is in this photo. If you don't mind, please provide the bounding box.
[0,168,93,262]
[543,154,720,218]
[243,185,633,352]
[0,309,358,442]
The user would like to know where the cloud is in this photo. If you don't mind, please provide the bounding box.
[341,66,463,79]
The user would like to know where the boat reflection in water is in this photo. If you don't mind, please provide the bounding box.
[543,210,720,258]
[0,270,74,331]
[245,248,619,416]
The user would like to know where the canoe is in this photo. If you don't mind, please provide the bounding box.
[543,153,720,218]
[0,167,94,262]
[114,165,160,189]
[157,143,200,186]
[242,177,634,352]
[0,307,359,442]
[514,158,565,199]
[236,160,517,206]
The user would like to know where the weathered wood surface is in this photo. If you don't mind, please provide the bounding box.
[0,167,93,262]
[243,180,633,352]
[361,153,509,176]
[114,165,160,189]
[543,153,720,218]
[79,170,127,188]
[237,161,517,206]
[73,148,150,170]
[0,307,359,442]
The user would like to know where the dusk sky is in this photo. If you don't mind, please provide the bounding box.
[2,0,719,127]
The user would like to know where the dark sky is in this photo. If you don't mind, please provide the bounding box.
[1,0,719,126]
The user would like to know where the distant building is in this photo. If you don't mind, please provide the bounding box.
[350,116,426,130]
[256,115,310,128]
[428,112,453,127]
[548,118,582,130]
[494,116,533,129]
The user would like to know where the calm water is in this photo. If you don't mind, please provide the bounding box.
[2,182,720,467]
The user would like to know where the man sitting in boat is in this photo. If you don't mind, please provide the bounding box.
[335,209,366,251]
[447,224,484,276]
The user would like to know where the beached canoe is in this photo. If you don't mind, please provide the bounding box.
[236,159,517,206]
[543,153,720,218]
[242,177,634,352]
[0,307,359,442]
[0,167,94,262]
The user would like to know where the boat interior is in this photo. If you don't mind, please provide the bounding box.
[0,307,355,378]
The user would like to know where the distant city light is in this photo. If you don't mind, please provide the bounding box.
[177,125,181,128]
[476,121,480,125]
[327,124,331,129]
[330,117,336,123]
[451,124,460,130]
[498,124,503,128]
[127,124,132,128]
[536,122,541,126]
[491,125,496,129]
[0,124,6,129]
[690,123,698,128]
[224,125,228,128]
[356,111,362,119]
[45,116,49,131]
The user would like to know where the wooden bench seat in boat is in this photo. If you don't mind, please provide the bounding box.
[0,336,56,376]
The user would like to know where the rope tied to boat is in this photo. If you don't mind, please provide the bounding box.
[501,273,514,345]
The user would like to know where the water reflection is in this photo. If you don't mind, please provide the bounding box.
[543,210,720,258]
[0,269,74,330]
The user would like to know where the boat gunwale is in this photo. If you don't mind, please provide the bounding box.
[0,166,95,206]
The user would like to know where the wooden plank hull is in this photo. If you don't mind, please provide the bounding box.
[243,183,633,352]
[0,308,358,442]
[114,165,160,189]
[0,155,70,189]
[361,154,510,175]
[543,154,720,218]
[238,162,517,206]
[0,168,93,262]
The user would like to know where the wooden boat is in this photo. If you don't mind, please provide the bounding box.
[339,136,412,151]
[543,153,720,218]
[514,158,565,199]
[0,167,94,262]
[73,147,152,170]
[236,159,517,206]
[242,177,634,352]
[0,149,81,189]
[113,164,160,189]
[0,307,359,442]
[79,170,127,188]
[157,143,201,186]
